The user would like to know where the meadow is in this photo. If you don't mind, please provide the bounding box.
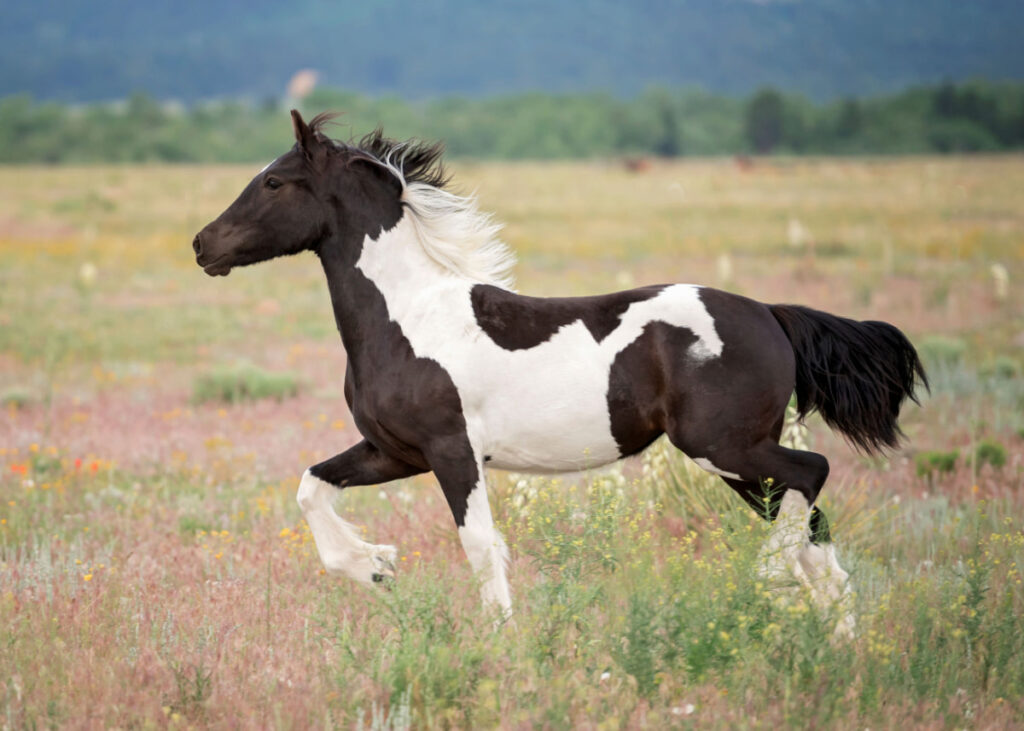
[1,156,1023,728]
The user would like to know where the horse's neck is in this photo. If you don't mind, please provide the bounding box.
[319,216,470,362]
[358,215,461,316]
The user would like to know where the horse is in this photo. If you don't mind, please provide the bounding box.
[193,110,927,632]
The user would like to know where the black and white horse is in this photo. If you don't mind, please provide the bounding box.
[193,111,926,631]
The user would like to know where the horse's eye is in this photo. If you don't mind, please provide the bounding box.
[265,177,283,190]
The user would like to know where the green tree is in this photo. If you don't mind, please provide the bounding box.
[745,88,785,153]
[836,98,863,138]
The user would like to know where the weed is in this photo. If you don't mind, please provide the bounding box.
[981,355,1021,380]
[974,439,1007,470]
[613,591,662,697]
[166,660,214,722]
[925,280,951,309]
[178,515,214,537]
[1,386,33,409]
[192,362,299,404]
[917,335,967,368]
[915,449,959,479]
[357,688,412,731]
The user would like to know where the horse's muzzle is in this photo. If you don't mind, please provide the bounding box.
[193,232,232,276]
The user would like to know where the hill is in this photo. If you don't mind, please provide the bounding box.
[3,0,1023,101]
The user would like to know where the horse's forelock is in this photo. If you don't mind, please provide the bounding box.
[306,112,343,144]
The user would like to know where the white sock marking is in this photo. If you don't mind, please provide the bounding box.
[758,489,855,638]
[458,481,512,616]
[296,469,396,584]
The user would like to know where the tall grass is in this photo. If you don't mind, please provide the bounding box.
[6,454,1021,726]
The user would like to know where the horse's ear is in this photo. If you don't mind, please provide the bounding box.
[291,109,316,159]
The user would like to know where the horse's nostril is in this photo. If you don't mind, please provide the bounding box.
[193,234,203,256]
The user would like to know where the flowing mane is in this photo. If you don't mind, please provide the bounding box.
[308,114,517,290]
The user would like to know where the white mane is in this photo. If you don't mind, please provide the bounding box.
[377,149,517,290]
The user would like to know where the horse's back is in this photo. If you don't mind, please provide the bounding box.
[460,283,794,469]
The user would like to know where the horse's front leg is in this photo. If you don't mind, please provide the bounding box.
[297,439,424,584]
[426,439,511,619]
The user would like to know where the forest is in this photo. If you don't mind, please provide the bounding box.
[1,80,1023,163]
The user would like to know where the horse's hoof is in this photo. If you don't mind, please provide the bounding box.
[370,552,396,587]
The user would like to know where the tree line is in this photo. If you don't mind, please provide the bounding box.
[1,80,1022,164]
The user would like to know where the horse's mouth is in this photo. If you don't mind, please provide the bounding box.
[201,258,232,277]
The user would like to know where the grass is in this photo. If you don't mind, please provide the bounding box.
[1,451,1022,727]
[1,156,1023,727]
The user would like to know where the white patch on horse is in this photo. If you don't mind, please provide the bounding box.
[259,156,282,174]
[356,207,723,473]
[458,475,512,615]
[296,469,396,584]
[693,457,742,480]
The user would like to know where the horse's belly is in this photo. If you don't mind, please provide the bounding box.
[460,340,623,472]
[483,397,622,471]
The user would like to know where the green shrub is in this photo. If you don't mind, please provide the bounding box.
[915,450,959,478]
[1,386,34,409]
[917,336,967,368]
[192,363,299,404]
[974,439,1007,470]
[981,356,1021,380]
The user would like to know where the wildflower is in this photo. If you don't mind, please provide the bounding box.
[279,527,291,538]
[79,262,98,287]
[83,574,93,581]
[990,263,1009,302]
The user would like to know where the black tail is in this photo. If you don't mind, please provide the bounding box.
[770,304,929,454]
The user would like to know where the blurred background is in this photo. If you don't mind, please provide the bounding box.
[2,4,1024,727]
[2,0,1024,161]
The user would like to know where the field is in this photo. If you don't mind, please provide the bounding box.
[2,156,1023,728]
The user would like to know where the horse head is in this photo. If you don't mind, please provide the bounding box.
[192,110,403,276]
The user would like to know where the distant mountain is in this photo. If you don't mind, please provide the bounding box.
[3,0,1023,101]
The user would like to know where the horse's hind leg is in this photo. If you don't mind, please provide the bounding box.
[681,438,854,636]
[297,440,424,585]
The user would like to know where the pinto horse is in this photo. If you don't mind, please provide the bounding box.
[194,111,926,629]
